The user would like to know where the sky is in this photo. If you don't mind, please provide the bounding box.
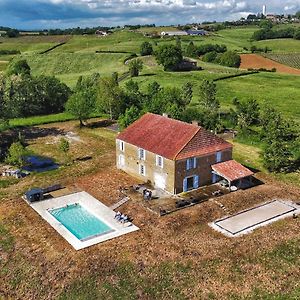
[0,0,299,30]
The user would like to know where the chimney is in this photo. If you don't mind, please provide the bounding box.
[192,120,199,126]
[162,113,169,118]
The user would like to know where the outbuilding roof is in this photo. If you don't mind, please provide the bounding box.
[212,160,254,182]
[117,113,232,160]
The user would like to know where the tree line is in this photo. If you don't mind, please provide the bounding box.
[0,59,70,127]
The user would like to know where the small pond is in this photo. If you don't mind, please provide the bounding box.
[23,155,59,173]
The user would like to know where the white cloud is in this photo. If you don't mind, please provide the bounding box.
[0,0,300,29]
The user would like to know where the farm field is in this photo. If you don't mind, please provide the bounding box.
[127,56,300,123]
[263,53,300,69]
[240,54,300,75]
[0,118,299,299]
[0,26,299,121]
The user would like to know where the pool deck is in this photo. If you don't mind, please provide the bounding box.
[210,200,300,237]
[28,191,139,250]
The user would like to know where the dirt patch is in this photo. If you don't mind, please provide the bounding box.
[240,54,300,75]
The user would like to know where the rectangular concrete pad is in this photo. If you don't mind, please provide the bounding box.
[215,200,296,235]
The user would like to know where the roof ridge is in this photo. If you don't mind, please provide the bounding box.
[174,127,200,160]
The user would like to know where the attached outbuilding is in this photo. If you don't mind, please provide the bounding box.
[212,160,254,190]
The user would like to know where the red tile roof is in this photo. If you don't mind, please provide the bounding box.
[176,128,232,160]
[212,160,254,182]
[117,113,232,160]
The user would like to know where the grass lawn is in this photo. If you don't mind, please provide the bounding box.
[7,112,104,128]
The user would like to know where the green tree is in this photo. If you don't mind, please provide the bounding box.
[259,19,273,29]
[6,59,31,76]
[185,41,197,58]
[198,80,220,132]
[6,29,19,38]
[66,90,96,127]
[140,41,153,56]
[97,77,124,119]
[0,74,8,128]
[202,51,218,62]
[65,75,98,127]
[118,105,142,129]
[128,59,143,77]
[260,106,298,172]
[263,140,294,172]
[294,28,300,40]
[181,82,193,106]
[5,142,27,167]
[5,75,70,118]
[198,80,219,110]
[218,51,241,68]
[231,98,260,131]
[155,45,183,71]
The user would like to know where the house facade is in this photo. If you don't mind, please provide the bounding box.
[116,113,234,194]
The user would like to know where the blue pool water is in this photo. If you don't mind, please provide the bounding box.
[50,204,113,241]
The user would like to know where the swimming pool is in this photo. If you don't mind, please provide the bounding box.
[49,204,114,241]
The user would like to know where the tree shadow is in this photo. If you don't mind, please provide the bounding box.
[86,119,114,129]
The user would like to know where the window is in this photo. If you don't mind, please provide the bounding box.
[119,140,125,152]
[139,164,146,176]
[118,154,125,167]
[216,151,222,163]
[156,155,163,168]
[138,148,146,160]
[186,157,197,170]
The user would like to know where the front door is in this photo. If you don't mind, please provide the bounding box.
[183,175,199,192]
[212,172,219,184]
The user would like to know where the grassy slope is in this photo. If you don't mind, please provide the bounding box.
[1,27,299,120]
[216,72,300,122]
[25,52,129,87]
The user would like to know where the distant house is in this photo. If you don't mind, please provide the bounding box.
[266,14,279,23]
[186,30,207,36]
[176,58,199,71]
[95,30,108,36]
[116,113,253,194]
[160,31,188,37]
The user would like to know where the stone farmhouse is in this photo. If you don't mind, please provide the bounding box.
[116,113,253,194]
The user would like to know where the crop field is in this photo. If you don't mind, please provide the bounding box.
[239,54,300,75]
[263,53,300,69]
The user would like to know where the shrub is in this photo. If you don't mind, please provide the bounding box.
[5,142,27,167]
[155,45,183,71]
[202,51,218,62]
[128,59,143,77]
[218,51,241,68]
[140,42,153,56]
